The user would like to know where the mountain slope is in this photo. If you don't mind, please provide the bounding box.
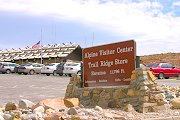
[140,53,180,68]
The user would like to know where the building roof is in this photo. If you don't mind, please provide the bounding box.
[0,43,80,62]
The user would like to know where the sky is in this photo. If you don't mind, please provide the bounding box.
[0,0,180,56]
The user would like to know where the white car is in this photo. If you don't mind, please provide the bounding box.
[41,63,60,76]
[63,62,81,77]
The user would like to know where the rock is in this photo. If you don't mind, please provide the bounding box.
[140,86,149,91]
[108,100,117,108]
[64,98,80,108]
[33,106,44,113]
[79,104,84,108]
[21,109,31,114]
[67,107,78,115]
[12,110,22,119]
[19,99,35,109]
[5,102,18,111]
[32,98,67,111]
[131,74,137,80]
[0,115,4,120]
[36,112,43,119]
[156,86,162,91]
[104,113,113,119]
[165,91,176,101]
[65,84,73,95]
[0,108,4,113]
[70,116,81,120]
[3,113,12,120]
[154,93,166,105]
[154,93,165,101]
[123,104,136,112]
[171,98,180,109]
[127,89,135,96]
[21,113,37,120]
[44,112,64,120]
[82,90,90,97]
[97,99,109,108]
[112,115,126,120]
[0,112,4,116]
[162,86,170,92]
[94,106,103,111]
[147,71,156,81]
[45,108,56,114]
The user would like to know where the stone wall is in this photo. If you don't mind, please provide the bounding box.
[65,68,166,113]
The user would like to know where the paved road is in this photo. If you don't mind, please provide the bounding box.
[0,74,70,105]
[0,74,179,106]
[156,78,180,86]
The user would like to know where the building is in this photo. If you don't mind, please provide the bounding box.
[0,43,82,65]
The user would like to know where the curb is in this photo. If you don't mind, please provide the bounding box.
[146,116,180,120]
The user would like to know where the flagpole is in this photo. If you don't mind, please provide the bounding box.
[40,28,43,64]
[92,32,94,46]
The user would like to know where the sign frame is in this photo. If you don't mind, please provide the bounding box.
[83,40,136,87]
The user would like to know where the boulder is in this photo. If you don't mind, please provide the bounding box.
[171,98,180,109]
[64,98,80,108]
[32,98,67,111]
[33,106,45,113]
[19,99,35,109]
[67,107,78,115]
[5,102,18,111]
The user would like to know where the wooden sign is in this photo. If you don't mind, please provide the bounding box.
[83,40,136,87]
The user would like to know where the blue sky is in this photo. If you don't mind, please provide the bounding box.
[0,0,180,55]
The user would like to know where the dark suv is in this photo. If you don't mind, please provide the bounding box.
[56,62,65,76]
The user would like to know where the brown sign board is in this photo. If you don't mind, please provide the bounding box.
[83,40,136,87]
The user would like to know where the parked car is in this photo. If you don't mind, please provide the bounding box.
[63,62,81,77]
[18,63,44,75]
[147,62,180,79]
[0,62,19,74]
[56,62,65,76]
[14,64,21,73]
[139,63,147,69]
[41,63,60,76]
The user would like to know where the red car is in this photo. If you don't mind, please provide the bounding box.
[147,63,180,79]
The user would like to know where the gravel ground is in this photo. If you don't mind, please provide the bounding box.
[62,105,180,120]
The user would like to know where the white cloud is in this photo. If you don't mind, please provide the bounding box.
[0,0,179,55]
[173,1,180,6]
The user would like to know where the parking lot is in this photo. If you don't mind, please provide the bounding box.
[0,74,180,106]
[0,74,70,105]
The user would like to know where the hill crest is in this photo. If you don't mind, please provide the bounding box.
[140,53,180,68]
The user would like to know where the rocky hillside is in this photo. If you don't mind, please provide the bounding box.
[140,53,180,68]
